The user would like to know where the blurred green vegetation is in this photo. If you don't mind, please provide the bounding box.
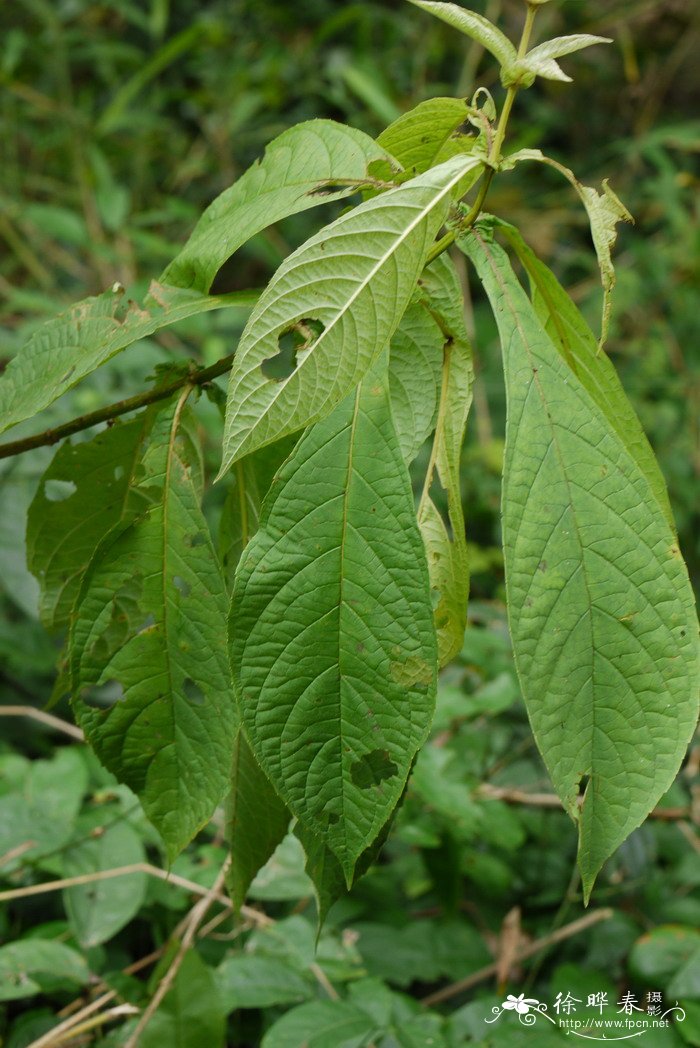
[0,1,698,1045]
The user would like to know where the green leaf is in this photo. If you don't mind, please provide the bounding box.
[0,748,88,870]
[377,96,476,177]
[139,949,225,1048]
[262,999,377,1048]
[0,940,89,1002]
[389,302,444,465]
[71,395,236,860]
[216,954,312,1012]
[220,153,483,473]
[63,814,147,947]
[27,418,150,631]
[231,362,437,880]
[416,254,474,666]
[495,218,675,530]
[461,227,700,899]
[0,283,255,437]
[520,34,611,83]
[226,730,290,913]
[405,0,516,70]
[163,120,392,293]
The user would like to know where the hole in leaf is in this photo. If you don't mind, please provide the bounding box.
[261,319,325,381]
[173,575,191,598]
[577,774,591,797]
[44,479,77,502]
[82,679,125,710]
[307,182,351,196]
[183,677,205,705]
[137,613,156,634]
[351,749,398,789]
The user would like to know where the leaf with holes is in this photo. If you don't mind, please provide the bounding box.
[416,254,474,666]
[70,395,236,860]
[494,217,674,530]
[461,227,699,899]
[27,418,151,631]
[231,360,437,880]
[0,284,256,437]
[163,120,392,293]
[220,153,483,473]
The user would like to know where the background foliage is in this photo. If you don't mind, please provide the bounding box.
[0,1,698,1045]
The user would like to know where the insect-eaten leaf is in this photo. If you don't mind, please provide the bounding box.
[71,395,237,860]
[231,358,437,882]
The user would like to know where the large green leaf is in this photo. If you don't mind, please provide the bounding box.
[461,227,699,898]
[494,218,674,530]
[416,254,474,666]
[220,153,483,473]
[0,283,255,437]
[377,97,476,178]
[226,730,290,913]
[71,395,236,859]
[162,119,391,293]
[231,363,437,880]
[26,418,150,631]
[388,302,444,465]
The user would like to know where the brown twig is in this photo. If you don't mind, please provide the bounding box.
[0,705,84,741]
[476,783,692,821]
[421,908,614,1007]
[0,352,236,462]
[123,859,232,1048]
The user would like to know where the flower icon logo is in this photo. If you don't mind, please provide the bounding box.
[502,994,541,1015]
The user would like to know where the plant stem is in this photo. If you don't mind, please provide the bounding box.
[0,352,235,461]
[424,2,539,267]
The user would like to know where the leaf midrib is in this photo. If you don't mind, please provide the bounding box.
[235,158,482,429]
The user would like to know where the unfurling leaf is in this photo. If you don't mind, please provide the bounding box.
[417,254,474,665]
[514,34,611,84]
[462,227,699,900]
[162,120,391,293]
[220,153,483,474]
[71,395,236,859]
[231,360,437,880]
[505,34,607,85]
[0,284,255,437]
